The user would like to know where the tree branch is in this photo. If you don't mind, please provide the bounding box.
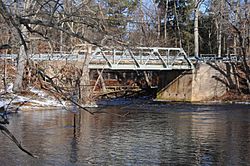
[0,124,38,158]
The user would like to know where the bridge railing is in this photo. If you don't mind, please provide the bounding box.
[29,53,85,61]
[0,53,85,61]
[0,54,17,59]
[192,54,246,63]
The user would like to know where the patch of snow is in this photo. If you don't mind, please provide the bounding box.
[29,87,47,97]
[225,101,250,105]
[24,87,67,107]
[1,86,95,110]
[0,100,7,108]
[29,99,64,107]
[6,83,13,93]
[1,91,65,110]
[12,95,30,103]
[82,102,98,108]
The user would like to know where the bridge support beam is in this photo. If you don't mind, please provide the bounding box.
[156,63,227,102]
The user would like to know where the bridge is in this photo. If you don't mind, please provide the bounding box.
[0,47,194,71]
[1,47,245,101]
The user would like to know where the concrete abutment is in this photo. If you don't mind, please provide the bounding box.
[156,64,227,102]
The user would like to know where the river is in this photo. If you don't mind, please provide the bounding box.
[0,101,250,165]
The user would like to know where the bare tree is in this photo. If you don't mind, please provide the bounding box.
[164,0,169,40]
[0,0,107,102]
[194,0,204,57]
[173,0,182,48]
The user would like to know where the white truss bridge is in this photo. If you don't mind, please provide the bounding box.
[0,47,194,71]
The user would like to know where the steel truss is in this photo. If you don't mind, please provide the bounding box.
[89,47,194,70]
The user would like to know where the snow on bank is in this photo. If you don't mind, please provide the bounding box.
[0,100,6,108]
[0,87,99,111]
[25,87,67,108]
[7,83,13,93]
[29,87,47,97]
[1,87,66,110]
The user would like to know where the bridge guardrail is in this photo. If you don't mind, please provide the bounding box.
[190,54,247,63]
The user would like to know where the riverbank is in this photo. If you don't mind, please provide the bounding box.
[1,86,250,112]
[0,86,100,111]
[0,87,66,111]
[211,91,250,104]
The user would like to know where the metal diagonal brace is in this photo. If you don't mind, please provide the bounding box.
[170,51,179,66]
[154,49,168,68]
[116,49,124,65]
[127,49,140,68]
[143,51,152,65]
[181,49,194,69]
[99,48,112,68]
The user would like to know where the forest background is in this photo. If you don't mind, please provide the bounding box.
[0,0,249,102]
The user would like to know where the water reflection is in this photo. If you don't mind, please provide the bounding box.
[0,103,249,165]
[69,114,80,163]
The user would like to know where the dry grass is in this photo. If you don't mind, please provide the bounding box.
[216,91,250,102]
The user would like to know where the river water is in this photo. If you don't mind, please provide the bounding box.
[0,101,250,166]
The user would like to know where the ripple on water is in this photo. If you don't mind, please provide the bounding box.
[0,103,250,165]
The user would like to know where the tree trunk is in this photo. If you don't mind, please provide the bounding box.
[139,0,145,45]
[157,10,161,40]
[60,23,64,53]
[13,43,27,92]
[209,29,212,53]
[194,6,199,57]
[173,1,182,48]
[164,0,169,40]
[79,44,92,104]
[217,23,222,57]
[232,63,240,92]
[13,0,32,92]
[3,58,7,92]
[217,0,224,58]
[233,34,237,55]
